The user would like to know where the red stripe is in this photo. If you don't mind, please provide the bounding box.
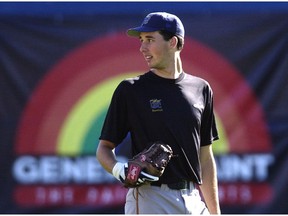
[182,40,271,152]
[15,33,271,155]
[218,182,273,205]
[14,184,128,207]
[15,33,144,154]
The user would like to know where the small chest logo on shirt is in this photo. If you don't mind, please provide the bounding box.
[150,99,163,112]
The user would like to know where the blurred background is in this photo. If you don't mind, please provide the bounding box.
[0,1,288,214]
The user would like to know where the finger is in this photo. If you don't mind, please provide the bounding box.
[140,171,159,182]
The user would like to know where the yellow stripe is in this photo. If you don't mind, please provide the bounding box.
[57,72,228,155]
[213,114,229,154]
[57,73,140,155]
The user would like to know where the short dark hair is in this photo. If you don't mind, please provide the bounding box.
[159,30,184,50]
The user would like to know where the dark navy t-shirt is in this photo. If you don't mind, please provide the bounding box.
[100,71,219,184]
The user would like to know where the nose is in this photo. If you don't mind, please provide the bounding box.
[140,42,147,53]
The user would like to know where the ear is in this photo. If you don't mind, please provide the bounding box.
[169,36,178,49]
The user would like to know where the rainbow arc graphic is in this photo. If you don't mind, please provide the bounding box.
[15,33,271,156]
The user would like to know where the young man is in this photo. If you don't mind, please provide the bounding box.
[96,12,221,214]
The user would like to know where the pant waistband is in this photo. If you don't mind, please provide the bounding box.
[151,180,195,190]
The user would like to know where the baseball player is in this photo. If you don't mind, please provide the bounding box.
[96,12,221,214]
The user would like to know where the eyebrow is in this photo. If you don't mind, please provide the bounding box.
[139,35,155,40]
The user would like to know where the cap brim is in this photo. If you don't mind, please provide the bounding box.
[127,26,161,37]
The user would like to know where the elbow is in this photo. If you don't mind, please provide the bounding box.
[96,139,116,160]
[96,146,100,160]
[95,142,100,158]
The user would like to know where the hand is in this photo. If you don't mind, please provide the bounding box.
[112,162,159,187]
[112,162,127,183]
[137,169,159,184]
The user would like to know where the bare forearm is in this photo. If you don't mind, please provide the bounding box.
[96,140,117,173]
[200,158,220,214]
[200,146,221,214]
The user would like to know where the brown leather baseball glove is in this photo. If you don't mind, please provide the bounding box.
[123,142,173,188]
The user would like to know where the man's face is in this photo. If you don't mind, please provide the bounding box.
[139,31,172,70]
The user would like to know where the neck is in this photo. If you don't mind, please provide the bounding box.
[151,54,183,79]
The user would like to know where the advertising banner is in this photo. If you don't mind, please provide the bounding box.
[0,2,288,213]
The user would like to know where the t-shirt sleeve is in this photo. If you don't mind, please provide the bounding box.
[99,81,129,146]
[200,83,219,146]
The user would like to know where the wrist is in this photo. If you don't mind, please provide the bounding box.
[112,162,125,181]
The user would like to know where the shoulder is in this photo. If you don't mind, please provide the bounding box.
[113,72,149,96]
[183,73,211,89]
[183,73,214,99]
[118,72,149,88]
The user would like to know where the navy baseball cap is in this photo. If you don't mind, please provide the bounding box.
[127,12,185,38]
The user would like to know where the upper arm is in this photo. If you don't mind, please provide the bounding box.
[200,144,213,164]
[97,139,116,150]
